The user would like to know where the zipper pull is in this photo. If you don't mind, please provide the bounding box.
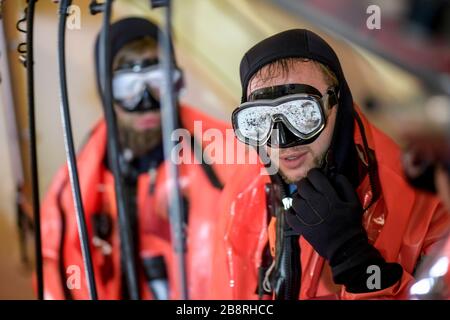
[282,197,293,210]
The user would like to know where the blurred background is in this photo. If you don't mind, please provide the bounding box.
[0,0,449,299]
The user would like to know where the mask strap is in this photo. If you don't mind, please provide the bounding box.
[324,86,339,109]
[248,83,323,101]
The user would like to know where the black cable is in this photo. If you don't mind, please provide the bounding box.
[16,0,44,300]
[57,0,97,300]
[25,0,43,300]
[149,0,189,299]
[268,173,301,300]
[99,0,140,300]
[158,0,188,299]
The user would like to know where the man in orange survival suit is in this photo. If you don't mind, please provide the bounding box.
[211,29,450,299]
[40,17,230,299]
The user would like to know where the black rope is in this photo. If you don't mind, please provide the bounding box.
[57,0,97,299]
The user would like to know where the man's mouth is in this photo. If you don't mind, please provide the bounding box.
[279,150,308,170]
[134,113,161,130]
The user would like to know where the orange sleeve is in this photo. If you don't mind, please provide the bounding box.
[341,201,450,300]
[39,166,69,300]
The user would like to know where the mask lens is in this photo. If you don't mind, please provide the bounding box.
[235,106,273,144]
[113,66,183,111]
[113,72,146,110]
[233,94,325,146]
[144,67,182,99]
[282,99,322,135]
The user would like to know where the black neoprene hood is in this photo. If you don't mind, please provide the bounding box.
[240,29,345,102]
[106,17,160,62]
[94,17,177,91]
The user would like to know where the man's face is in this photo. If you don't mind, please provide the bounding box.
[112,47,163,156]
[113,49,161,133]
[247,60,338,183]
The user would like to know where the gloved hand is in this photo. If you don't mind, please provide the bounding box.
[286,168,402,293]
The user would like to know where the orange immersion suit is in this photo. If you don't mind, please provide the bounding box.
[210,106,450,300]
[40,104,232,300]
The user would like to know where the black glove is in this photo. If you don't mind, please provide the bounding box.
[286,168,402,293]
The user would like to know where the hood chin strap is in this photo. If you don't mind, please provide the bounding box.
[353,110,380,211]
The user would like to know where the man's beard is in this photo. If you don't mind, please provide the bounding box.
[117,119,162,158]
[279,150,326,184]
